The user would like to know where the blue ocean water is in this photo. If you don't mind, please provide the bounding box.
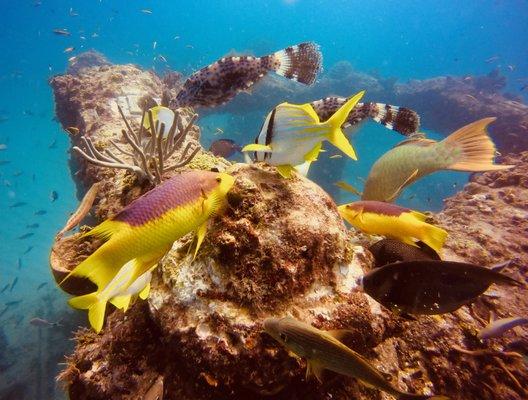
[0,1,526,398]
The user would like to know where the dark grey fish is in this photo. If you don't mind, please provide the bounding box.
[9,201,27,208]
[359,260,522,315]
[368,239,440,268]
[10,277,18,291]
[0,160,11,166]
[30,317,61,327]
[173,42,322,108]
[0,306,8,318]
[50,190,58,202]
[478,317,528,339]
[0,284,10,294]
[26,223,39,229]
[17,258,22,270]
[48,139,57,149]
[34,209,47,215]
[23,246,33,254]
[37,282,48,290]
[310,98,420,136]
[17,232,34,239]
[52,28,70,36]
[5,300,22,307]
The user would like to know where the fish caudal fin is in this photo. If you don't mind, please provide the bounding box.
[68,293,107,333]
[371,103,421,136]
[60,247,118,289]
[441,118,514,171]
[325,91,365,160]
[272,42,322,85]
[420,224,448,254]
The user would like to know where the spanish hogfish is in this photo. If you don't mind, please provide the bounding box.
[172,42,322,108]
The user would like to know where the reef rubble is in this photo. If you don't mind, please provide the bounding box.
[50,55,527,399]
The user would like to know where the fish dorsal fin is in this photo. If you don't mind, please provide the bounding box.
[276,164,295,178]
[326,329,355,342]
[241,143,273,153]
[82,219,121,240]
[385,169,419,202]
[306,359,325,383]
[193,221,208,260]
[408,209,428,222]
[276,102,320,125]
[393,137,437,148]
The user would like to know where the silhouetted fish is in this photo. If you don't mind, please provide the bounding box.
[37,282,48,290]
[172,42,322,108]
[9,202,27,208]
[17,233,34,239]
[10,277,18,291]
[5,300,22,307]
[0,306,8,318]
[50,190,58,202]
[0,284,9,294]
[30,317,61,327]
[17,258,22,270]
[53,28,70,36]
[359,260,522,315]
[0,160,11,166]
[368,239,440,268]
[23,246,33,254]
[34,209,47,215]
[209,139,241,158]
[26,223,39,229]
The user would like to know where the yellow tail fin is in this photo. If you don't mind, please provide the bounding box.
[421,224,448,254]
[69,292,107,333]
[325,91,365,160]
[441,118,514,171]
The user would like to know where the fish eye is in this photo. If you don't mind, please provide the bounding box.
[279,333,287,342]
[216,177,222,182]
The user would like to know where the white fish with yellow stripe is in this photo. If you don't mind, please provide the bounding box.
[242,91,365,178]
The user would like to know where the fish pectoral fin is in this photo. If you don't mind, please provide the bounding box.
[276,165,295,178]
[326,329,356,342]
[304,142,322,162]
[241,143,273,153]
[306,360,324,383]
[110,295,132,311]
[294,161,312,177]
[193,221,208,260]
[386,169,419,202]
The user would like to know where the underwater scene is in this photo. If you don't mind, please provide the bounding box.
[1,0,528,399]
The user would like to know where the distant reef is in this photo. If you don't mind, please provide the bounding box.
[49,53,527,399]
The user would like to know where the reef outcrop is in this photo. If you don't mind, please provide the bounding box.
[51,55,527,400]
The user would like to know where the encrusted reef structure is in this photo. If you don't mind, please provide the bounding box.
[50,54,527,399]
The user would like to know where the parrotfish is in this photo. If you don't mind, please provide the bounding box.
[63,170,235,333]
[361,118,514,202]
[338,201,447,253]
[242,91,364,178]
[358,260,522,315]
[172,42,322,108]
[264,317,448,400]
[368,239,440,268]
[209,139,241,158]
[310,97,420,136]
[57,182,101,238]
[478,317,528,340]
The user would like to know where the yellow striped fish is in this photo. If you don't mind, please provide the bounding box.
[337,201,447,253]
[264,317,448,399]
[63,170,235,332]
[241,91,365,178]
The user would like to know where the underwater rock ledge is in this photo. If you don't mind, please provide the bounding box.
[51,56,527,399]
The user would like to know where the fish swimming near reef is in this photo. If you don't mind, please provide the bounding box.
[29,317,61,327]
[62,170,235,332]
[172,42,322,108]
[0,284,9,294]
[368,239,440,268]
[338,201,447,253]
[37,282,47,290]
[264,317,448,399]
[9,201,27,208]
[361,118,514,202]
[52,28,70,36]
[358,260,522,315]
[26,223,39,229]
[34,209,47,215]
[17,232,34,240]
[50,190,58,202]
[242,91,364,178]
[10,277,18,291]
[209,139,241,158]
[310,97,420,136]
[478,317,528,340]
[57,182,101,238]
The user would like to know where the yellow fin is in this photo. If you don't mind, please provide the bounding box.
[60,248,118,289]
[69,292,107,333]
[276,164,295,178]
[110,295,131,311]
[82,219,121,240]
[304,142,322,162]
[335,181,362,197]
[421,224,448,253]
[325,91,365,161]
[306,360,325,383]
[193,221,208,260]
[241,143,273,152]
[408,210,427,221]
[386,169,419,202]
[296,103,321,123]
[139,282,151,300]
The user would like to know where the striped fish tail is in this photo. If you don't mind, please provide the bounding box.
[369,103,420,136]
[268,42,322,85]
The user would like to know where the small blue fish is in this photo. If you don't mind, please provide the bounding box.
[0,306,9,318]
[10,277,18,291]
[26,223,39,229]
[5,300,22,307]
[37,282,48,290]
[0,160,10,166]
[0,284,10,294]
[17,258,22,270]
[23,246,34,254]
[9,201,27,208]
[34,209,47,215]
[50,191,58,202]
[18,232,34,240]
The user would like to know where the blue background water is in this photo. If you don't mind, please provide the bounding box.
[0,1,527,398]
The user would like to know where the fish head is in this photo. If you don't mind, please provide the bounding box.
[337,203,363,224]
[263,317,310,358]
[214,172,236,197]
